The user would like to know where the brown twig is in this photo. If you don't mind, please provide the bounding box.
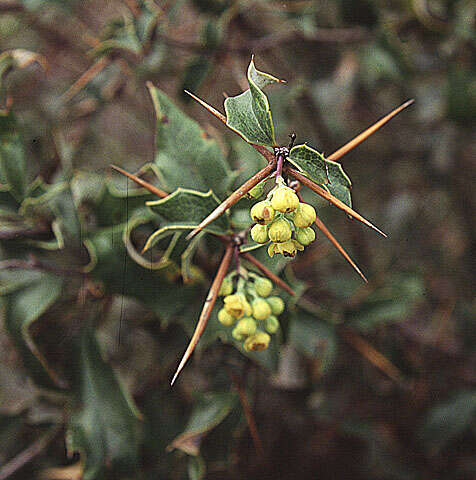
[0,426,60,480]
[0,256,86,277]
[61,57,110,103]
[241,252,295,296]
[171,244,234,385]
[327,100,415,162]
[230,373,265,458]
[340,328,405,386]
[186,161,277,240]
[286,167,387,238]
[110,164,168,198]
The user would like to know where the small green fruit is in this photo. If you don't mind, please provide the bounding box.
[218,276,233,296]
[243,331,271,351]
[292,203,316,228]
[250,224,269,244]
[232,317,257,340]
[218,308,235,326]
[224,294,247,318]
[295,227,316,246]
[271,186,299,213]
[252,298,272,320]
[268,218,293,242]
[250,201,275,225]
[266,296,285,315]
[254,277,273,297]
[265,315,280,334]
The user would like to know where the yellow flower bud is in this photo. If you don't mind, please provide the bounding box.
[292,203,316,228]
[250,224,269,244]
[232,317,257,340]
[254,277,273,297]
[294,227,316,246]
[218,308,235,326]
[265,315,280,334]
[268,218,292,242]
[218,277,234,296]
[266,296,285,315]
[224,294,246,318]
[243,331,271,351]
[252,298,272,320]
[271,186,299,213]
[250,201,275,225]
[267,240,304,258]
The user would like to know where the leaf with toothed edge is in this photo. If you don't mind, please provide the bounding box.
[224,57,285,147]
[287,144,353,207]
[144,188,231,252]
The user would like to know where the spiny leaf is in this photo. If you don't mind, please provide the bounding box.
[144,188,231,252]
[148,84,231,198]
[224,56,285,147]
[288,143,353,206]
[66,326,142,480]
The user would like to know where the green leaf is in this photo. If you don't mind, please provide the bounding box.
[144,188,231,251]
[287,143,353,207]
[0,270,63,388]
[224,57,284,146]
[0,111,27,202]
[180,56,211,102]
[66,326,141,480]
[149,85,231,198]
[288,310,338,374]
[349,274,424,332]
[169,392,237,456]
[420,391,476,455]
[188,455,206,480]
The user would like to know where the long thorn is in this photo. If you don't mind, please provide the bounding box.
[327,100,415,162]
[171,245,233,385]
[314,216,368,283]
[110,164,168,198]
[186,161,277,240]
[184,90,276,164]
[241,252,295,296]
[286,167,387,237]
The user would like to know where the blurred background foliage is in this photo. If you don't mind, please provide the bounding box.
[0,0,475,479]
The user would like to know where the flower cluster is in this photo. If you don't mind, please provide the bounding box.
[249,183,317,258]
[217,274,285,351]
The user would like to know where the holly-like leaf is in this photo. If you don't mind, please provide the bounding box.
[66,326,141,480]
[91,0,160,57]
[287,144,353,206]
[168,392,237,456]
[144,189,231,251]
[224,57,284,147]
[148,85,231,198]
[0,270,64,388]
[0,111,27,202]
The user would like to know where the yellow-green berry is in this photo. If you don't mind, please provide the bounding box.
[265,315,280,334]
[295,227,316,246]
[254,277,273,297]
[246,182,265,199]
[250,201,275,225]
[232,317,257,341]
[268,218,292,242]
[292,203,316,228]
[252,298,272,320]
[243,331,271,351]
[267,240,304,258]
[218,308,235,326]
[267,296,285,315]
[250,224,269,244]
[224,294,246,318]
[271,186,299,213]
[218,277,233,296]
